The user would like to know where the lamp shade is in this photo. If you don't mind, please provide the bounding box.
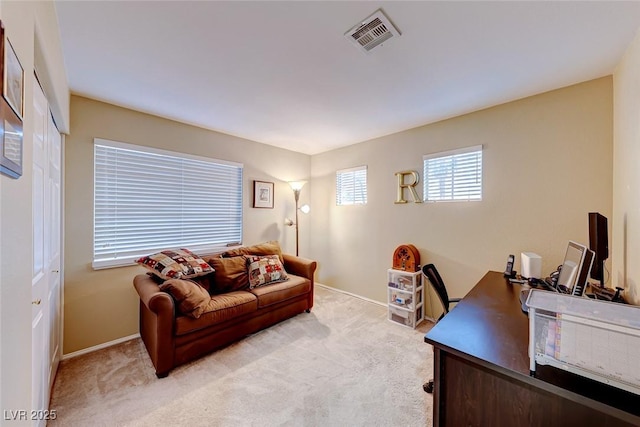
[288,181,306,191]
[299,204,310,214]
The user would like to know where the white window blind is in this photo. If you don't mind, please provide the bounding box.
[423,145,483,202]
[336,166,367,205]
[93,139,243,269]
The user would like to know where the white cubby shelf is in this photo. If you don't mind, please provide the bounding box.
[387,269,424,329]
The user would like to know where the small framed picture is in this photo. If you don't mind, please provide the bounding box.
[3,37,23,119]
[0,22,4,97]
[253,180,274,208]
[0,96,23,178]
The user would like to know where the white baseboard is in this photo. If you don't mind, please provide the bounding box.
[316,283,386,307]
[62,333,140,360]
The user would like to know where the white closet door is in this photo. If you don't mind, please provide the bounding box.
[31,78,62,426]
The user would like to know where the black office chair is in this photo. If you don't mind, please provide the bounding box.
[422,263,461,393]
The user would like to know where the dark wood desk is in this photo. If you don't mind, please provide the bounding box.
[424,271,640,427]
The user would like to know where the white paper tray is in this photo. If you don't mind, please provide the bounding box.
[526,290,640,395]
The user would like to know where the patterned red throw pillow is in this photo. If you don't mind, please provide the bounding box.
[136,248,214,280]
[246,255,289,289]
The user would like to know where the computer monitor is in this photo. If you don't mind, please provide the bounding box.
[556,241,589,294]
[573,248,594,297]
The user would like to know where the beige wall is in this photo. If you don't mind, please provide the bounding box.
[613,29,640,305]
[0,0,70,418]
[63,96,310,354]
[57,64,621,355]
[310,78,613,315]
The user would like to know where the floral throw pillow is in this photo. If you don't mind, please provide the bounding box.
[246,255,289,289]
[136,248,214,280]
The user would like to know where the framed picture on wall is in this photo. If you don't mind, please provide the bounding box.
[0,22,4,97]
[253,180,274,208]
[3,36,23,120]
[0,96,23,178]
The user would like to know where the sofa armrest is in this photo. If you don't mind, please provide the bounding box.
[133,274,175,315]
[282,254,317,282]
[133,274,176,377]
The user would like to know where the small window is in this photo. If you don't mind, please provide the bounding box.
[423,145,482,202]
[336,166,367,205]
[93,139,243,269]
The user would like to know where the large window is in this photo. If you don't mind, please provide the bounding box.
[93,139,243,269]
[336,165,367,205]
[423,145,483,202]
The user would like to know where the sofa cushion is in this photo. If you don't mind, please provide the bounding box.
[221,240,283,263]
[190,271,216,294]
[248,274,310,308]
[246,254,288,288]
[160,279,211,319]
[175,291,258,335]
[137,248,214,280]
[207,256,249,293]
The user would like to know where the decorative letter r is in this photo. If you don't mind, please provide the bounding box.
[394,170,422,204]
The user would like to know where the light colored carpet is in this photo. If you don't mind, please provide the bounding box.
[49,286,434,426]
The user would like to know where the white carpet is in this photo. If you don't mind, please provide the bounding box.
[49,286,434,426]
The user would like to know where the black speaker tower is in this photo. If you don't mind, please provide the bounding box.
[588,212,608,286]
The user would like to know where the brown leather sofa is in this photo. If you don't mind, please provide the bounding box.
[133,251,317,377]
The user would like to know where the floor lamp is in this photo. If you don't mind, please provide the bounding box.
[285,181,310,256]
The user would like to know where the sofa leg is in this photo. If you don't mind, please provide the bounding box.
[156,371,169,379]
[305,309,311,313]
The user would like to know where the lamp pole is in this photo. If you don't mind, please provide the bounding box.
[288,181,306,257]
[293,188,300,256]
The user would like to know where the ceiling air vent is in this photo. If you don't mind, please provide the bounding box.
[345,9,401,53]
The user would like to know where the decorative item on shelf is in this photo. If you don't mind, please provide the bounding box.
[392,244,420,271]
[398,276,413,291]
[284,180,310,256]
[394,295,411,306]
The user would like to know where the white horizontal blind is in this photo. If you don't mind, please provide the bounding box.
[336,166,367,205]
[93,139,243,269]
[423,145,482,202]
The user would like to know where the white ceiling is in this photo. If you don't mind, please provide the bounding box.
[54,1,640,155]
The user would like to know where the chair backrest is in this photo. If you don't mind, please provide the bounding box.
[422,263,451,317]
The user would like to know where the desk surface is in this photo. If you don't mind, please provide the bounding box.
[424,270,640,420]
[425,270,529,375]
